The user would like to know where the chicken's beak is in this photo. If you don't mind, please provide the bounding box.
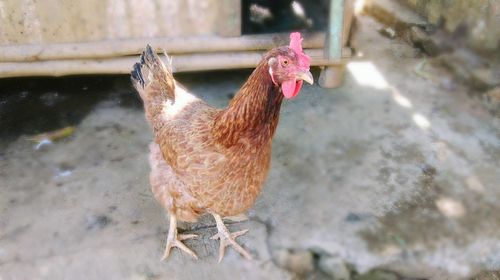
[296,70,314,85]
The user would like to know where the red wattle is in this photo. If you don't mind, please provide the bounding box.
[282,79,303,99]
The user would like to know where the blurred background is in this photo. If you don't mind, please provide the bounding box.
[0,0,499,279]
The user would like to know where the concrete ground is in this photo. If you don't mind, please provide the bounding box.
[1,16,499,280]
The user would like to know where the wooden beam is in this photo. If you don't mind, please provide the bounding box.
[0,33,327,62]
[0,49,348,78]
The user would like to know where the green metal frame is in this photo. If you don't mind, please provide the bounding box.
[327,0,344,61]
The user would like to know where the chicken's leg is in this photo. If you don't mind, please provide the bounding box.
[210,213,252,262]
[161,213,198,260]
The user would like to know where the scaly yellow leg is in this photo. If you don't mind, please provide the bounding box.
[210,213,252,262]
[161,213,198,260]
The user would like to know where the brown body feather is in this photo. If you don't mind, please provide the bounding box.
[132,46,284,222]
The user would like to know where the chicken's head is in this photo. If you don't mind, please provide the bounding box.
[267,32,313,99]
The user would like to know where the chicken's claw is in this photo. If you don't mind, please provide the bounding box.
[211,214,252,262]
[162,214,198,260]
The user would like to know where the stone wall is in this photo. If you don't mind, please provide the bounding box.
[404,0,499,52]
[0,0,232,45]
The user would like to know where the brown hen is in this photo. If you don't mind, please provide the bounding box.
[131,33,313,261]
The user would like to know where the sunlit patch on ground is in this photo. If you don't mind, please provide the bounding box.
[435,197,466,218]
[412,113,431,129]
[347,61,388,89]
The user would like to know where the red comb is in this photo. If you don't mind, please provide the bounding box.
[289,32,311,69]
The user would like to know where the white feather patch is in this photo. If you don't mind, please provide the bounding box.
[161,86,199,119]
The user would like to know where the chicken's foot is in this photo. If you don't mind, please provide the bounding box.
[210,213,252,262]
[161,213,198,260]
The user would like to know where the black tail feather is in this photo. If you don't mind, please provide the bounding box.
[144,44,156,65]
[131,62,145,88]
[130,44,172,92]
[130,44,176,124]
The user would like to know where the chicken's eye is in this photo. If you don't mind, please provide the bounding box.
[282,59,289,67]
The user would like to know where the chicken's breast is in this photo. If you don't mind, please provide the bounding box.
[149,142,203,222]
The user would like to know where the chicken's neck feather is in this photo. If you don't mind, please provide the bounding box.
[212,59,284,147]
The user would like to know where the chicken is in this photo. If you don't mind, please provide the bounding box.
[131,32,313,261]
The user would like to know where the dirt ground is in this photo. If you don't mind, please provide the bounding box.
[1,16,499,280]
